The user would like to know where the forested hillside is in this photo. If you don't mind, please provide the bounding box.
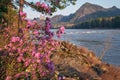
[51,2,120,29]
[70,16,120,29]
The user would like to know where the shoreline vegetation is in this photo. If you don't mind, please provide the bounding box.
[0,41,120,80]
[0,0,120,80]
[52,16,120,29]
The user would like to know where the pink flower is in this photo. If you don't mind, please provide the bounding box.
[8,43,13,47]
[26,20,34,28]
[45,55,50,62]
[4,45,8,49]
[38,48,42,50]
[12,46,16,50]
[41,3,46,8]
[0,48,2,51]
[51,42,55,46]
[20,11,26,20]
[23,48,27,52]
[20,11,26,17]
[36,2,41,6]
[56,26,65,38]
[60,26,65,34]
[14,73,21,78]
[19,53,23,57]
[14,72,26,78]
[17,56,23,62]
[19,39,23,46]
[36,59,41,63]
[17,48,21,52]
[35,52,41,58]
[56,30,61,38]
[5,76,12,80]
[33,20,37,24]
[50,48,55,51]
[41,72,46,76]
[44,5,49,11]
[36,2,51,14]
[33,30,39,36]
[11,37,20,42]
[31,51,36,56]
[24,58,31,67]
[5,27,9,32]
[46,7,51,14]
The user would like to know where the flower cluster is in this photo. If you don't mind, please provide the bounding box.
[45,17,54,39]
[36,2,51,14]
[4,10,65,79]
[56,26,65,38]
[11,36,21,42]
[26,20,37,29]
[19,11,27,20]
[1,1,65,79]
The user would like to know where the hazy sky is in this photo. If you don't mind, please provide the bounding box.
[24,0,120,19]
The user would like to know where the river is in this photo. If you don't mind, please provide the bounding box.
[53,29,120,66]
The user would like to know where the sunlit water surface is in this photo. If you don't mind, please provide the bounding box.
[52,29,120,66]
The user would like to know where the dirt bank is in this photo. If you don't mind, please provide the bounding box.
[0,41,120,80]
[51,41,120,80]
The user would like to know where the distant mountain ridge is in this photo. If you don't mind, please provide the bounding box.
[51,2,120,28]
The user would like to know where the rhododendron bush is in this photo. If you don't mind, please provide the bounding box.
[4,22,62,79]
[4,15,64,80]
[0,0,77,79]
[0,1,66,80]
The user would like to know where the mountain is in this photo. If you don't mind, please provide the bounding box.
[51,15,64,23]
[51,2,120,28]
[70,2,105,23]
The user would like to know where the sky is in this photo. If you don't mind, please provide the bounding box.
[24,0,120,19]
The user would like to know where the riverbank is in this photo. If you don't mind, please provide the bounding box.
[56,29,120,66]
[0,41,120,80]
[51,41,120,80]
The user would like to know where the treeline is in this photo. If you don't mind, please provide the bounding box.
[71,16,120,29]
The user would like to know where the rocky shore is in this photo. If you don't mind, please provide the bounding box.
[51,41,120,80]
[0,41,120,80]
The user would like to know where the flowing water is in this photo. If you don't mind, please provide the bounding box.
[53,29,120,66]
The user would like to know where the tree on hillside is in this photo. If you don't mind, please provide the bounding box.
[0,0,12,23]
[112,16,120,28]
